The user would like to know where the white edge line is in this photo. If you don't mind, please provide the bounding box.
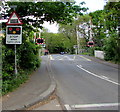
[77,65,120,85]
[71,103,120,109]
[64,104,72,110]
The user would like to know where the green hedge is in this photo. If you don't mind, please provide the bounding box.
[2,32,41,95]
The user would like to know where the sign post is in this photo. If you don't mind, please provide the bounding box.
[15,44,17,75]
[6,10,23,76]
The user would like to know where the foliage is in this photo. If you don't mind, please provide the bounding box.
[2,70,29,95]
[103,2,120,62]
[58,14,90,53]
[59,23,77,49]
[41,32,74,53]
[89,10,106,47]
[2,29,41,95]
[1,2,87,29]
[1,1,88,95]
[89,2,120,62]
[103,33,119,62]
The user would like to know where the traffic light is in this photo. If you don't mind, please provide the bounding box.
[36,38,44,44]
[7,26,21,35]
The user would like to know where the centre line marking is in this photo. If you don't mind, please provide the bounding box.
[71,103,120,109]
[77,65,120,85]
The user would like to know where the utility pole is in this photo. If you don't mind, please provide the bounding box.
[76,25,80,54]
[89,16,93,41]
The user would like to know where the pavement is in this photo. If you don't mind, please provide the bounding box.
[1,54,119,111]
[2,56,57,111]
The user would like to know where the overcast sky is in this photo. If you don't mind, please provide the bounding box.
[1,0,106,33]
[75,0,106,12]
[43,0,106,33]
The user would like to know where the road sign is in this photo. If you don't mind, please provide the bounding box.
[36,38,44,44]
[6,26,22,44]
[6,11,23,25]
[87,41,94,47]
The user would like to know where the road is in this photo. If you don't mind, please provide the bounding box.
[47,54,119,110]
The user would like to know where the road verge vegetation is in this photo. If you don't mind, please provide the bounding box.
[2,30,41,95]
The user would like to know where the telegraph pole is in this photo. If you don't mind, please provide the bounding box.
[89,16,93,41]
[76,25,80,54]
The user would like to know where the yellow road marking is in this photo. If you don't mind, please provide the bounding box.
[80,56,91,61]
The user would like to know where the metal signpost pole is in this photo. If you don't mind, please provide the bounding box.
[6,6,22,77]
[10,5,18,76]
[15,44,17,75]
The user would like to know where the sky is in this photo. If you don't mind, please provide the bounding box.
[43,0,106,33]
[1,0,106,33]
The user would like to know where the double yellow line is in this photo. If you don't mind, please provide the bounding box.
[80,56,91,61]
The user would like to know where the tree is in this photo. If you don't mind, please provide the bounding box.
[103,2,120,62]
[41,32,72,53]
[1,1,89,94]
[89,10,106,47]
[58,14,90,53]
[89,2,120,62]
[1,2,87,29]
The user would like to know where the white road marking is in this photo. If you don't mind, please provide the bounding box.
[73,56,76,60]
[56,105,60,107]
[64,104,72,110]
[49,55,54,60]
[80,56,91,61]
[78,65,82,68]
[49,55,75,61]
[59,59,63,60]
[77,65,120,85]
[71,103,120,109]
[55,56,62,59]
[101,75,109,80]
[64,56,73,60]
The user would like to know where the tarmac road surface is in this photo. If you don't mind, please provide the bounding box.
[48,54,119,111]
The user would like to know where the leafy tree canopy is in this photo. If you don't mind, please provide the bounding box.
[2,2,88,29]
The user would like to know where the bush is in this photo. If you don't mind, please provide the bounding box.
[87,47,95,56]
[2,31,41,95]
[94,47,103,51]
[17,41,40,70]
[2,70,29,95]
[103,33,119,63]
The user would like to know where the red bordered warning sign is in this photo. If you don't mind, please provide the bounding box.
[6,11,23,25]
[87,41,94,47]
